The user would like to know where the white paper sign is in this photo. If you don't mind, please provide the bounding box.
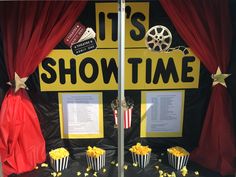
[59,92,103,138]
[141,91,184,137]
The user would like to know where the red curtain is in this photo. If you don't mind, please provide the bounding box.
[0,1,87,176]
[160,0,236,175]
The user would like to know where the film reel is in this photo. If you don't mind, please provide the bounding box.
[145,25,172,52]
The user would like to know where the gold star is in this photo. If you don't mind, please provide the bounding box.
[7,72,28,93]
[211,67,231,88]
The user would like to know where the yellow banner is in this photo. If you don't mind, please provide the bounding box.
[39,49,200,91]
[95,2,149,48]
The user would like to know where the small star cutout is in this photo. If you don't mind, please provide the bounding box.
[211,67,231,88]
[7,72,28,92]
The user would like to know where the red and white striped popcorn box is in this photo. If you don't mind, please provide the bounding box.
[131,152,151,168]
[113,108,132,129]
[50,155,69,172]
[167,152,189,170]
[86,153,106,171]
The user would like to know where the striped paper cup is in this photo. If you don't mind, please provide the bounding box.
[50,155,69,172]
[131,152,151,168]
[167,152,189,170]
[113,108,132,129]
[86,153,106,171]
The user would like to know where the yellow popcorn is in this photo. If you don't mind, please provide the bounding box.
[35,166,38,169]
[158,159,162,162]
[181,166,188,176]
[164,172,167,176]
[41,163,48,167]
[194,171,199,175]
[171,172,176,177]
[111,161,115,165]
[167,172,176,177]
[181,166,188,172]
[159,170,164,175]
[115,163,118,167]
[57,172,62,177]
[51,172,57,177]
[84,172,89,177]
[124,165,128,170]
[155,165,159,170]
[133,163,138,167]
[86,146,105,158]
[93,172,97,176]
[167,147,189,157]
[103,168,107,173]
[77,171,81,176]
[86,167,91,172]
[129,143,152,155]
[49,148,69,160]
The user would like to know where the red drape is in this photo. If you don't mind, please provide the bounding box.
[160,0,236,175]
[0,1,87,176]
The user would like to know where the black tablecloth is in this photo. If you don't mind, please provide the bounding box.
[9,150,234,177]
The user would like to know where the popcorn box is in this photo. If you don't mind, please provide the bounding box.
[49,148,69,172]
[113,108,132,129]
[131,152,151,168]
[167,147,189,170]
[50,156,69,172]
[86,153,106,171]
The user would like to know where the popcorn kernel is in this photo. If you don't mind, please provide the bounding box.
[57,172,62,177]
[111,161,115,165]
[86,167,91,172]
[51,172,57,177]
[133,163,138,167]
[41,163,48,167]
[159,170,164,175]
[171,171,176,177]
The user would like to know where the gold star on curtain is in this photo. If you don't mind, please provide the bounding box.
[7,72,28,92]
[211,67,231,88]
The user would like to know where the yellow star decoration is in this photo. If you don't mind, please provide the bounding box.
[211,67,231,88]
[7,72,28,92]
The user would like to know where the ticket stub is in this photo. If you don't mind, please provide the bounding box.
[64,22,86,47]
[78,28,96,42]
[72,38,97,55]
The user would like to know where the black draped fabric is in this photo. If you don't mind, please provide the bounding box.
[0,33,8,109]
